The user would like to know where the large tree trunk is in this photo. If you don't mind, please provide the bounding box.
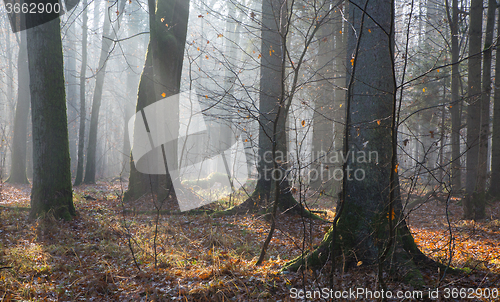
[464,0,483,220]
[7,31,30,184]
[74,0,89,186]
[124,44,158,201]
[285,0,429,285]
[124,0,189,203]
[83,0,126,184]
[26,14,75,220]
[490,6,500,198]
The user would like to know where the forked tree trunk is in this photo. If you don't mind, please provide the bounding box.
[26,14,75,220]
[124,0,190,202]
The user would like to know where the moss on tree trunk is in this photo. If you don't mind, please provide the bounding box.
[282,0,437,287]
[26,13,75,220]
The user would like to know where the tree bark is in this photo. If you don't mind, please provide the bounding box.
[26,13,75,220]
[65,21,79,175]
[490,6,500,198]
[124,0,190,202]
[230,0,310,216]
[83,0,126,184]
[284,0,428,286]
[74,0,89,186]
[464,0,483,220]
[7,31,30,184]
[475,0,496,207]
[446,0,462,193]
[311,4,335,192]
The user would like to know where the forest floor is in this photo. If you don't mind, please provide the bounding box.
[0,181,499,301]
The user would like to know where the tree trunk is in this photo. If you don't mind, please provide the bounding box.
[230,0,308,216]
[490,6,500,198]
[311,6,334,191]
[447,0,462,193]
[476,0,496,207]
[65,22,79,175]
[124,0,190,202]
[26,14,75,220]
[124,43,159,202]
[74,0,89,186]
[84,0,126,184]
[464,0,483,220]
[7,31,30,184]
[285,0,428,286]
[332,7,346,195]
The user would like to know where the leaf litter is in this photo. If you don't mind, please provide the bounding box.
[0,182,499,301]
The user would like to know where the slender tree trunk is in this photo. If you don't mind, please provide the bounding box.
[66,22,79,175]
[7,31,30,184]
[447,0,462,192]
[84,0,126,184]
[476,0,496,207]
[26,14,75,220]
[311,5,334,191]
[332,6,347,195]
[464,0,483,220]
[74,0,89,186]
[490,6,500,198]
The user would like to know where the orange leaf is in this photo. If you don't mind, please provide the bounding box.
[387,209,395,220]
[199,271,212,280]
